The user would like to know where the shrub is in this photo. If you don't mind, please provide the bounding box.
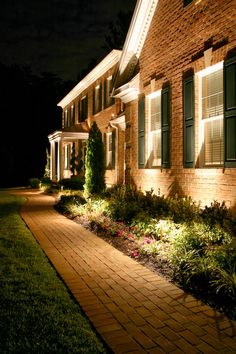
[84,122,105,196]
[29,178,40,188]
[201,200,236,236]
[55,194,87,217]
[107,199,143,222]
[167,196,200,223]
[59,176,85,190]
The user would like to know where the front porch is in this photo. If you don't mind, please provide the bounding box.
[48,130,88,181]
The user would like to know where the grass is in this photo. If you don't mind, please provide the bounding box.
[0,191,107,354]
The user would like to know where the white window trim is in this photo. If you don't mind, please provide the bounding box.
[197,61,224,167]
[106,132,112,168]
[147,90,162,167]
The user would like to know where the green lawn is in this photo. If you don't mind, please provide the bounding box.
[0,191,107,354]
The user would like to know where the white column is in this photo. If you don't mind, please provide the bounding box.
[57,139,62,181]
[50,141,56,181]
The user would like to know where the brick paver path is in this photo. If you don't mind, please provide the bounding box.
[18,191,236,353]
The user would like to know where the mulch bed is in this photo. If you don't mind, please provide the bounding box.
[59,211,236,320]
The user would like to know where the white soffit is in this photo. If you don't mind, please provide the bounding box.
[114,73,140,103]
[118,0,159,76]
[48,130,88,141]
[58,49,122,108]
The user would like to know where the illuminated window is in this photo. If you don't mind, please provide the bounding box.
[64,109,69,127]
[93,83,102,114]
[199,63,223,166]
[79,95,88,122]
[106,132,112,168]
[104,76,114,108]
[105,131,116,169]
[148,91,162,167]
[64,144,70,169]
[70,105,75,126]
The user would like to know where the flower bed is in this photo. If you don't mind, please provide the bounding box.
[55,185,236,320]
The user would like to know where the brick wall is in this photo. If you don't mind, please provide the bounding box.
[62,62,125,186]
[127,0,236,209]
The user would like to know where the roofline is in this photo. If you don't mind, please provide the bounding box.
[58,49,122,108]
[115,0,158,82]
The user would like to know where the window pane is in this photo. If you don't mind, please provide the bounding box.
[149,94,161,167]
[202,70,223,119]
[151,130,161,166]
[204,118,223,165]
[106,133,112,167]
[150,95,161,131]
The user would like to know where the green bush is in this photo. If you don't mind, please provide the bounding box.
[84,122,105,196]
[201,200,236,236]
[107,199,143,222]
[59,176,85,190]
[29,178,40,188]
[167,196,200,223]
[40,177,52,192]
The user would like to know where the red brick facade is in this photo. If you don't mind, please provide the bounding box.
[50,0,236,210]
[124,0,236,209]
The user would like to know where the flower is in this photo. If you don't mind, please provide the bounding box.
[131,250,139,258]
[144,237,152,244]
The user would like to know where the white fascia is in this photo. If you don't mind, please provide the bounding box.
[114,73,140,103]
[58,49,122,109]
[48,130,88,142]
[118,0,159,76]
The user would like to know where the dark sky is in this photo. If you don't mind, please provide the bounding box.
[0,0,136,81]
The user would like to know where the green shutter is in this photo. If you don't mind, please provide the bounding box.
[183,75,195,168]
[161,86,171,168]
[224,56,236,167]
[138,96,146,168]
[112,130,116,169]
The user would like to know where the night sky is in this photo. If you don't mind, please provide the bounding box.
[0,0,136,80]
[0,0,136,187]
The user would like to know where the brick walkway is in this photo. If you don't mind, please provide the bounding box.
[18,190,236,353]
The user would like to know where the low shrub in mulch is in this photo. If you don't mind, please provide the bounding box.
[55,185,236,320]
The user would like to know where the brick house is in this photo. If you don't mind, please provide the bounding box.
[113,0,236,209]
[49,0,236,208]
[48,49,125,186]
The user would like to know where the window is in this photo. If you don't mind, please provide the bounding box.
[199,63,223,166]
[64,144,70,169]
[70,105,75,126]
[105,131,115,169]
[79,95,88,122]
[106,133,112,168]
[148,91,162,167]
[138,87,170,169]
[64,109,68,127]
[104,76,114,108]
[93,83,102,114]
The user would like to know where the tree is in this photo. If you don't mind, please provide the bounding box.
[44,148,50,178]
[84,122,105,195]
[103,11,133,51]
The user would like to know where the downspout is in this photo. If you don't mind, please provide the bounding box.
[109,122,119,184]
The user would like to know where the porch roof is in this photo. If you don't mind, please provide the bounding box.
[48,130,88,142]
